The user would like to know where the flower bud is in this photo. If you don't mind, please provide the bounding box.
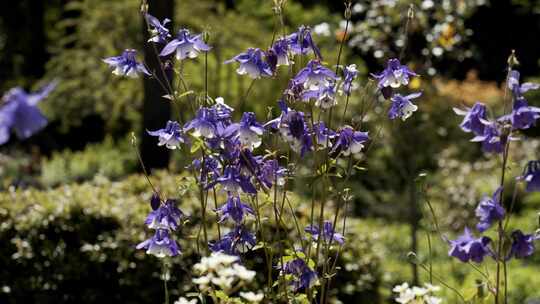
[150,193,161,210]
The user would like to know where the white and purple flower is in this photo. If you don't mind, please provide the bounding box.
[388,92,422,121]
[520,160,540,192]
[144,199,185,231]
[224,112,265,150]
[147,120,186,149]
[453,102,488,136]
[146,14,171,44]
[136,229,181,258]
[215,194,254,224]
[371,58,417,89]
[475,187,505,232]
[305,220,345,245]
[448,227,491,263]
[331,126,369,157]
[342,64,358,96]
[160,29,211,60]
[287,25,322,59]
[225,48,272,79]
[293,60,338,91]
[103,49,150,78]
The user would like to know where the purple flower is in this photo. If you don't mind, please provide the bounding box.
[331,126,369,157]
[508,70,540,100]
[144,199,185,231]
[342,64,358,96]
[287,25,322,59]
[388,92,422,121]
[159,29,211,60]
[103,49,150,78]
[268,37,291,70]
[224,112,265,149]
[136,229,181,258]
[448,227,492,263]
[212,97,234,122]
[453,102,488,135]
[280,258,318,291]
[293,60,338,91]
[184,107,218,138]
[506,99,540,130]
[0,82,56,145]
[146,14,171,44]
[475,187,505,232]
[209,225,256,255]
[371,58,417,89]
[508,230,538,259]
[147,120,186,149]
[471,122,507,154]
[520,160,540,192]
[313,122,335,149]
[258,159,287,188]
[216,194,254,223]
[214,166,257,195]
[302,80,337,109]
[225,48,272,79]
[305,220,345,245]
[277,110,313,156]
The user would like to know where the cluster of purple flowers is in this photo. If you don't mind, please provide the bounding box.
[0,82,56,145]
[137,194,186,258]
[449,67,540,263]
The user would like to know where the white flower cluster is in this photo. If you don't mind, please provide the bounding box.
[393,283,442,304]
[192,252,263,303]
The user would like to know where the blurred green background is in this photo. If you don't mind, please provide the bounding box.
[1,0,540,303]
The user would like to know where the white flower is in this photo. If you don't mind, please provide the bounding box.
[412,286,428,297]
[424,283,441,292]
[174,297,198,304]
[192,275,211,287]
[240,291,264,303]
[396,289,415,304]
[424,296,442,304]
[392,282,410,293]
[232,264,256,281]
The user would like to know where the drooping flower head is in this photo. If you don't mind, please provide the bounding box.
[280,258,318,291]
[305,220,345,245]
[453,102,488,135]
[136,229,181,258]
[224,112,265,150]
[342,64,358,96]
[215,194,254,224]
[184,107,218,138]
[258,159,287,189]
[302,80,337,109]
[331,126,369,157]
[147,120,186,149]
[0,82,56,144]
[267,37,291,72]
[209,224,256,256]
[144,199,185,231]
[371,58,417,89]
[471,122,507,154]
[507,230,538,259]
[475,187,505,232]
[313,122,335,149]
[505,98,540,130]
[213,166,257,195]
[160,29,211,60]
[146,14,171,44]
[388,92,422,121]
[507,70,540,101]
[225,48,272,79]
[448,227,492,263]
[277,110,313,156]
[293,60,338,91]
[520,160,540,192]
[287,25,322,59]
[212,97,234,122]
[103,49,150,78]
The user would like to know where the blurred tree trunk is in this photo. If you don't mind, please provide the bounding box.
[140,0,174,170]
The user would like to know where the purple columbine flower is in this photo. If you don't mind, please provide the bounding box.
[302,80,337,109]
[216,194,254,223]
[280,258,318,291]
[277,110,313,156]
[505,98,540,130]
[136,229,181,258]
[212,97,234,122]
[293,60,338,91]
[520,161,540,192]
[268,37,291,71]
[147,120,186,149]
[159,29,211,60]
[471,122,507,154]
[258,159,287,188]
[213,166,257,195]
[0,82,56,145]
[388,92,422,121]
[448,227,492,263]
[313,122,335,149]
[508,70,540,101]
[371,58,417,89]
[342,64,358,96]
[453,102,488,136]
[287,25,322,59]
[225,48,273,79]
[190,155,221,185]
[305,220,345,245]
[475,187,505,232]
[184,107,218,138]
[224,112,265,150]
[144,199,185,231]
[146,14,171,44]
[103,49,150,78]
[508,230,538,259]
[209,225,256,255]
[331,126,369,157]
